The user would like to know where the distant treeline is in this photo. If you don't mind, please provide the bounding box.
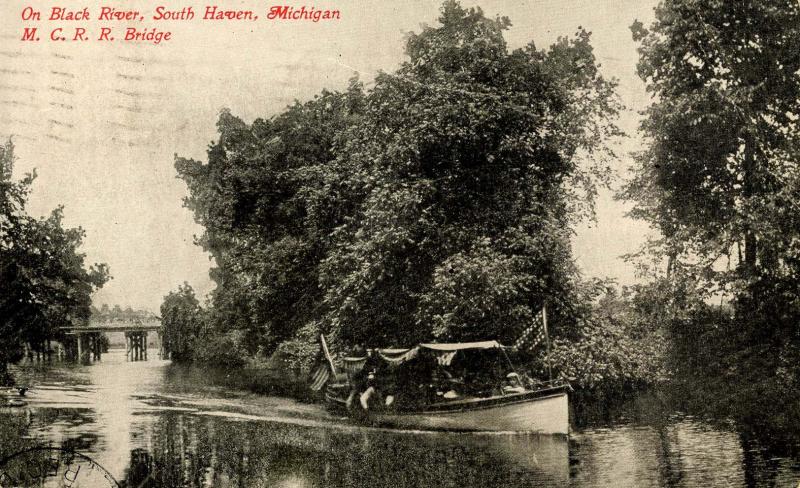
[90,304,157,323]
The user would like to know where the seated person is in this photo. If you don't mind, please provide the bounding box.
[501,372,526,394]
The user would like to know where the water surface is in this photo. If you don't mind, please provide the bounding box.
[1,350,798,487]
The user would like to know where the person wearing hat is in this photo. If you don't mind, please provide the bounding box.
[502,372,526,394]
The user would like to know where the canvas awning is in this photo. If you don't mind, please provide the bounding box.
[418,341,503,351]
[339,341,505,373]
[378,348,418,364]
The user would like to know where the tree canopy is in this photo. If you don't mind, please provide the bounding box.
[625,0,800,427]
[0,139,109,375]
[625,0,800,288]
[318,2,620,347]
[175,1,622,368]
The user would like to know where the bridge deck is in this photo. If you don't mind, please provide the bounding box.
[61,323,161,334]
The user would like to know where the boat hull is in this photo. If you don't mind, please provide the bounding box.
[327,387,570,434]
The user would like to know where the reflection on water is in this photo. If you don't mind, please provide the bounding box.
[1,350,799,487]
[115,416,569,487]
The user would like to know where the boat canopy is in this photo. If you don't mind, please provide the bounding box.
[418,341,503,351]
[340,340,506,373]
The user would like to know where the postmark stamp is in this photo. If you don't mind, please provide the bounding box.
[0,447,119,487]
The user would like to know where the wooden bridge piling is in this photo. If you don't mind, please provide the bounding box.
[125,331,150,362]
[61,319,161,364]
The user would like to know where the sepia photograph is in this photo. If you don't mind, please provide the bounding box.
[1,0,799,486]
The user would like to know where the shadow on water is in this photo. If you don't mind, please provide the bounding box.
[568,388,800,487]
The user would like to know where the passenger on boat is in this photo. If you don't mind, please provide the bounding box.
[430,368,462,400]
[349,349,391,411]
[501,372,527,394]
[359,372,378,410]
[462,362,506,397]
[345,348,373,410]
[385,354,435,409]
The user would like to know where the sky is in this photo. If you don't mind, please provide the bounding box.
[1,0,657,312]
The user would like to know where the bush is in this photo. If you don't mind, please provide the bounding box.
[545,286,668,391]
[193,328,248,367]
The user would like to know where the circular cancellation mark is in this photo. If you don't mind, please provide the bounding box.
[0,447,119,487]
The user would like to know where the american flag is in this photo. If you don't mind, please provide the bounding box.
[310,363,331,391]
[513,308,547,351]
[308,334,337,392]
[309,362,331,391]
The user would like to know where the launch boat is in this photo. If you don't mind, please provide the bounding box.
[319,340,570,435]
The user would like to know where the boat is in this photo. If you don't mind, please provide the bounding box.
[319,340,570,434]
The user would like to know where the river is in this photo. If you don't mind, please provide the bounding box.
[1,350,798,487]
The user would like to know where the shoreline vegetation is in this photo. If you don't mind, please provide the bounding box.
[162,1,659,398]
[159,1,800,443]
[162,2,666,406]
[2,0,799,449]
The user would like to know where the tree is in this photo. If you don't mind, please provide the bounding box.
[0,139,109,380]
[549,282,669,391]
[625,0,800,425]
[175,1,622,375]
[175,85,366,359]
[626,1,800,287]
[160,283,202,362]
[319,1,621,346]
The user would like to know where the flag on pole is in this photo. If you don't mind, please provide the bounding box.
[309,334,337,392]
[309,363,330,391]
[513,307,547,351]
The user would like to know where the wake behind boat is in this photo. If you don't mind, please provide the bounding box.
[312,338,570,435]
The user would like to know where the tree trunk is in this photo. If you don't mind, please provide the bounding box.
[742,137,757,269]
[666,251,676,279]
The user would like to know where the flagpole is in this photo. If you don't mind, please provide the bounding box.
[320,333,337,376]
[543,303,553,382]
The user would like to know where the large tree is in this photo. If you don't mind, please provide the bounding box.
[319,1,621,347]
[175,1,621,365]
[175,85,366,357]
[625,0,800,424]
[626,0,800,287]
[0,140,109,380]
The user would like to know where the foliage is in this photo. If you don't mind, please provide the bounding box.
[273,321,324,371]
[0,139,109,379]
[192,327,249,367]
[664,302,800,434]
[174,1,626,384]
[625,0,800,287]
[625,0,800,425]
[175,84,365,358]
[548,282,668,390]
[160,283,203,362]
[318,0,621,347]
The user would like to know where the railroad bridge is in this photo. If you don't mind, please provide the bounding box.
[61,318,163,363]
